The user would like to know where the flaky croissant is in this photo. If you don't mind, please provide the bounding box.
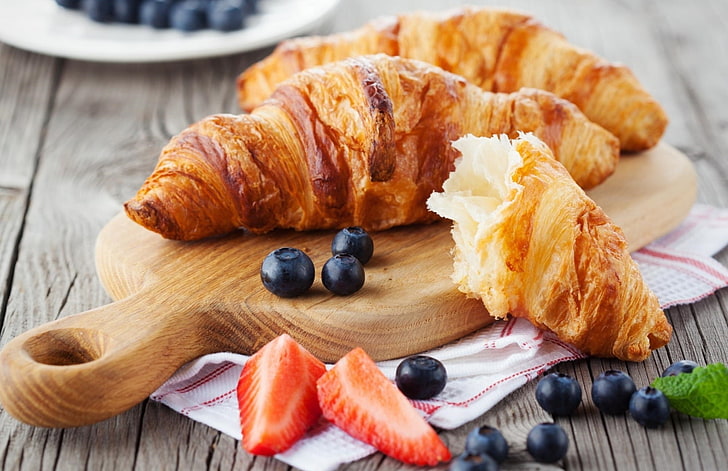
[125,54,618,241]
[427,134,671,361]
[237,6,667,151]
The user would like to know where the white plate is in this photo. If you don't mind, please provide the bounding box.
[0,0,341,62]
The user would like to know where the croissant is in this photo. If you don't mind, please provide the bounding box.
[427,134,672,361]
[125,54,618,241]
[237,6,667,152]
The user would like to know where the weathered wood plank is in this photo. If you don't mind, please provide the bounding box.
[0,43,63,470]
[649,0,728,208]
[0,44,57,323]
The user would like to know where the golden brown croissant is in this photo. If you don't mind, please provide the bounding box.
[427,134,671,361]
[237,6,667,151]
[125,54,618,241]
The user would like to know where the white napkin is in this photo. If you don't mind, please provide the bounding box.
[151,204,728,471]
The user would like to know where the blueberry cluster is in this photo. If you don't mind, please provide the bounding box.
[450,421,567,470]
[322,226,373,295]
[590,369,672,428]
[450,360,698,470]
[260,227,373,298]
[534,362,694,430]
[55,0,259,32]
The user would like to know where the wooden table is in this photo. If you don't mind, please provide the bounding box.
[1,0,726,469]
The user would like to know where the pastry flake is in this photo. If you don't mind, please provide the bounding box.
[427,134,672,361]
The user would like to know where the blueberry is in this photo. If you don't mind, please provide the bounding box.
[170,0,208,31]
[535,372,582,416]
[661,360,699,377]
[591,370,636,415]
[243,0,259,15]
[464,425,508,463]
[331,226,374,265]
[395,355,447,400]
[449,452,499,471]
[260,247,314,298]
[114,0,141,23]
[629,387,671,428]
[82,0,115,22]
[56,0,82,8]
[321,254,365,295]
[526,423,569,463]
[207,0,246,31]
[139,0,173,28]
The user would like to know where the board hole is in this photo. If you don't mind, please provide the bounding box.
[23,328,110,366]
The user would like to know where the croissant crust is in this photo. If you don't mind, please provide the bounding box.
[125,55,618,241]
[237,6,668,151]
[427,134,672,361]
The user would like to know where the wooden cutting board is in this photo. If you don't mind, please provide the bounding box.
[0,142,696,428]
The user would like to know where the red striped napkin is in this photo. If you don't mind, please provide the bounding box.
[151,204,728,471]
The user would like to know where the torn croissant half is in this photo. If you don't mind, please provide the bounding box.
[237,6,668,151]
[125,54,618,241]
[427,134,671,361]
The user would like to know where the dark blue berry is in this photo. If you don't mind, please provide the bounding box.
[260,247,314,298]
[535,372,582,416]
[449,452,499,471]
[56,0,82,8]
[139,0,173,28]
[170,0,208,31]
[113,0,141,23]
[526,423,569,463]
[331,226,374,265]
[243,0,259,14]
[464,425,508,463]
[60,0,254,32]
[591,370,636,415]
[395,355,447,400]
[82,0,115,22]
[629,387,671,428]
[207,0,246,31]
[661,360,698,377]
[321,254,365,295]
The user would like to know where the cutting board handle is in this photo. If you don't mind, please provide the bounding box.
[0,293,209,427]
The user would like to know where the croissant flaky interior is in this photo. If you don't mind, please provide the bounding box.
[125,54,618,241]
[237,6,667,152]
[427,134,671,361]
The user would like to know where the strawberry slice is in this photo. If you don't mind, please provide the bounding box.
[317,347,451,466]
[237,334,327,455]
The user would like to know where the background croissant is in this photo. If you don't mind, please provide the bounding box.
[428,134,672,361]
[237,6,667,151]
[125,55,618,241]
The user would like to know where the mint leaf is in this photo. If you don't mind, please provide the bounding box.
[651,363,728,420]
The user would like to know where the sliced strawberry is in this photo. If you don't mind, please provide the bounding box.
[237,334,327,455]
[317,347,451,466]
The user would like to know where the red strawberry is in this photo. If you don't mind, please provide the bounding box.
[237,334,327,455]
[317,347,451,466]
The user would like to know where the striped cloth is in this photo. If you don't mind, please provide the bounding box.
[151,204,728,471]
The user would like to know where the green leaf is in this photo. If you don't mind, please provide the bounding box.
[651,363,728,420]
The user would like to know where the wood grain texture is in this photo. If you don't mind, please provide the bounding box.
[0,0,726,470]
[0,46,57,325]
